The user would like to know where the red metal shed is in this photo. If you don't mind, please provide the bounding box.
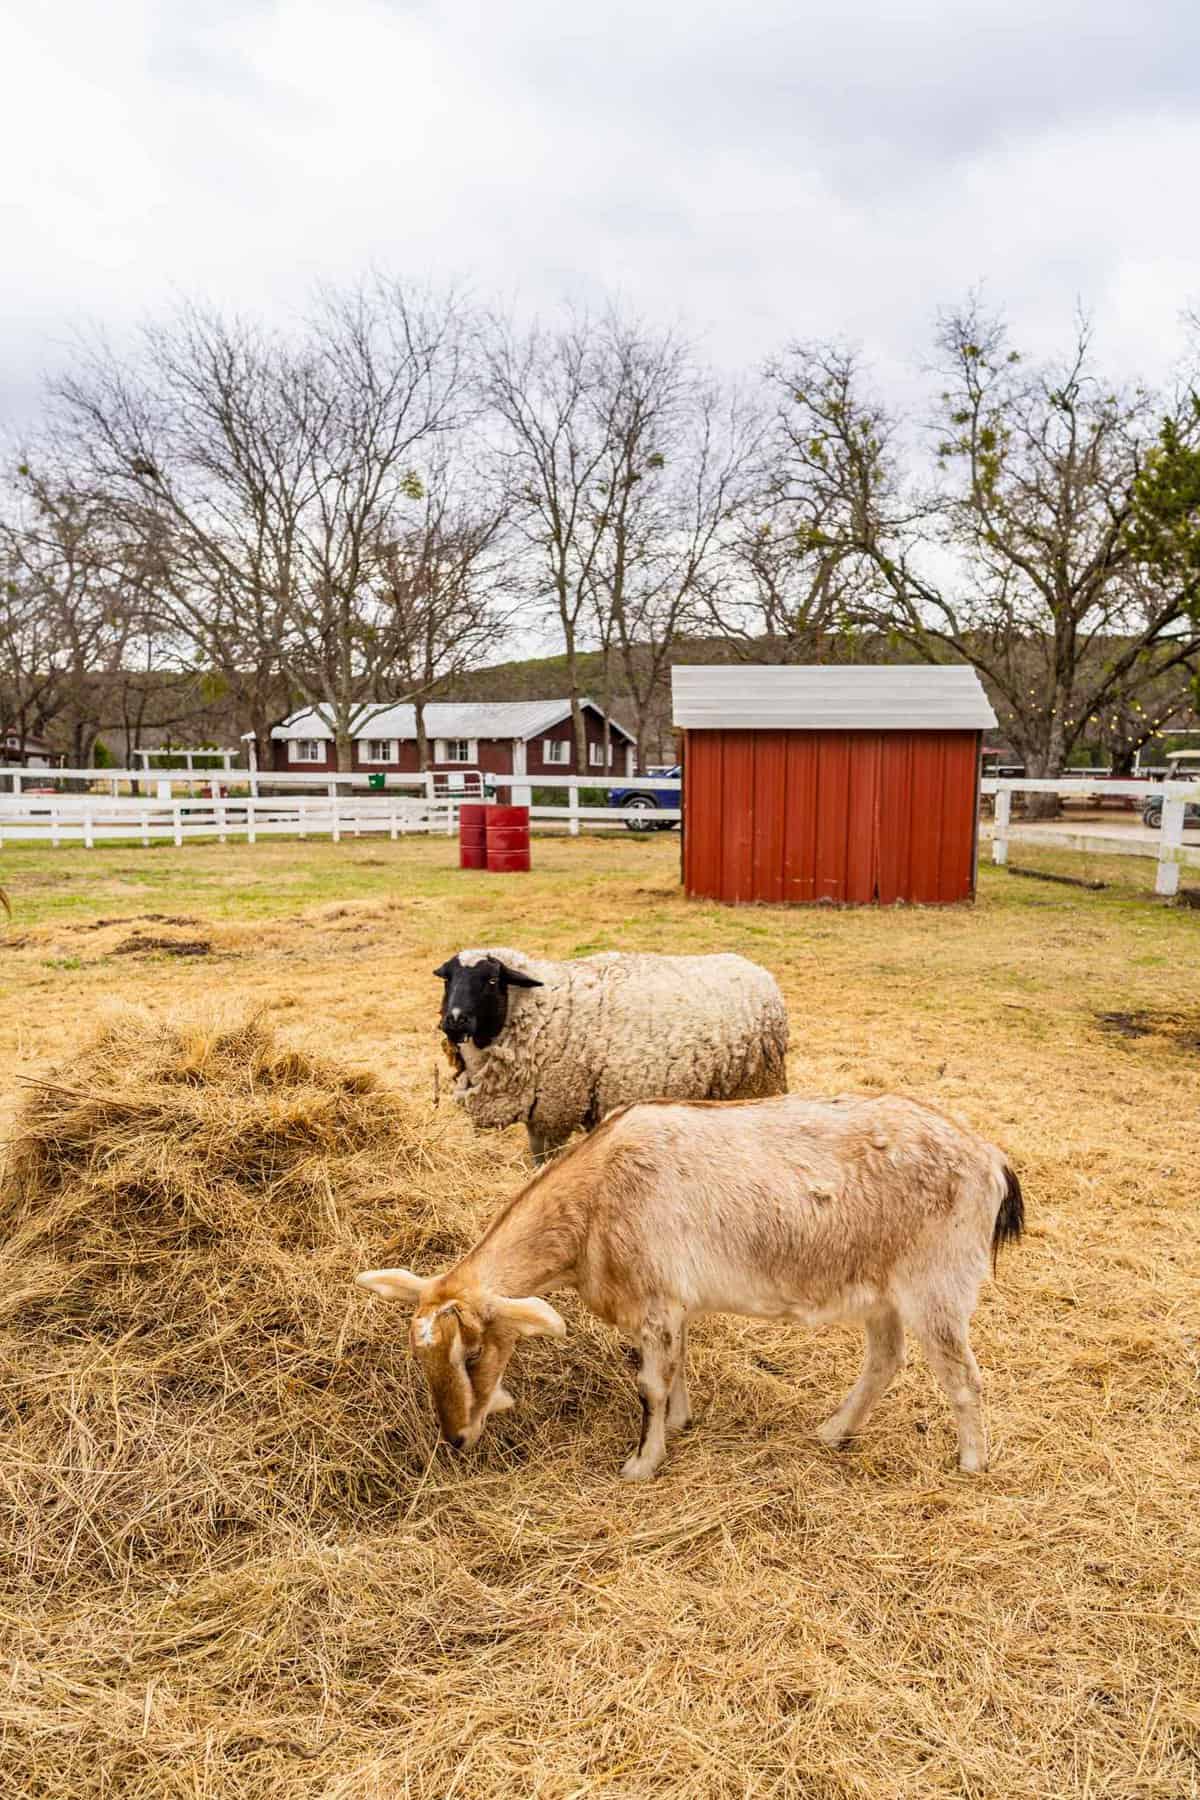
[671,665,997,906]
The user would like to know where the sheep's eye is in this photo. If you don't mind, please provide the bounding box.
[464,1348,482,1369]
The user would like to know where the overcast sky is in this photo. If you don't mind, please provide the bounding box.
[4,0,1199,431]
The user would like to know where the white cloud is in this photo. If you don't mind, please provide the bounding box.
[2,0,1198,428]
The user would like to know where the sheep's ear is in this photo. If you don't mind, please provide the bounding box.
[356,1268,433,1304]
[493,1295,566,1338]
[433,959,457,980]
[497,963,542,990]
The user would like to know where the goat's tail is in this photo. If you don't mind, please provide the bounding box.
[991,1161,1025,1271]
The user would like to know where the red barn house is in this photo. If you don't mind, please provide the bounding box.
[270,699,635,781]
[672,664,996,906]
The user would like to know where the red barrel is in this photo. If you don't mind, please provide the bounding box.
[458,803,489,870]
[486,804,531,873]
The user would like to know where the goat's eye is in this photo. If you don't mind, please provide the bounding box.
[465,1348,482,1369]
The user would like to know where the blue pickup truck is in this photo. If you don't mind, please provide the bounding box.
[606,765,681,831]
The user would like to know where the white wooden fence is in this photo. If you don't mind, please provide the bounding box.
[982,778,1200,897]
[0,767,681,847]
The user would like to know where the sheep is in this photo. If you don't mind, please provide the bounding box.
[357,1090,1024,1480]
[433,946,789,1161]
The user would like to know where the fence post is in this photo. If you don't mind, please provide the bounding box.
[1156,795,1185,897]
[992,787,1011,866]
[12,770,21,799]
[84,803,94,850]
[246,797,256,846]
[50,804,60,848]
[141,806,151,848]
[173,804,182,848]
[329,780,340,844]
[568,781,580,837]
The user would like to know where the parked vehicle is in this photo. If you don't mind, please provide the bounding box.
[607,764,682,831]
[1141,752,1200,830]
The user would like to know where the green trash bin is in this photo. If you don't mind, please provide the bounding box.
[368,772,386,791]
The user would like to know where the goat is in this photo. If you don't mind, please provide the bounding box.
[358,1092,1023,1480]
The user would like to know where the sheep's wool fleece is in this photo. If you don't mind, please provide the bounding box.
[453,948,788,1142]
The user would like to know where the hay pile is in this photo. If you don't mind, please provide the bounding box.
[0,1009,624,1795]
[1,1005,1196,1797]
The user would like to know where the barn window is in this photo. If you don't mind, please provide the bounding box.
[436,738,476,763]
[543,738,569,764]
[363,739,397,763]
[289,739,324,763]
[588,741,613,768]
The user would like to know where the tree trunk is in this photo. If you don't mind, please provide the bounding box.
[563,633,587,771]
[1023,715,1066,820]
[335,728,355,774]
[599,645,612,781]
[415,700,430,773]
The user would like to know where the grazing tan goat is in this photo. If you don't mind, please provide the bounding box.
[358,1093,1023,1479]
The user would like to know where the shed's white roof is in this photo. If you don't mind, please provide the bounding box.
[671,664,997,731]
[271,698,634,742]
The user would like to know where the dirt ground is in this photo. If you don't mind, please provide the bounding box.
[1,834,1197,1797]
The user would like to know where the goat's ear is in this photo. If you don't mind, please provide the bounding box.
[433,959,456,980]
[497,963,542,990]
[356,1268,432,1304]
[493,1295,567,1338]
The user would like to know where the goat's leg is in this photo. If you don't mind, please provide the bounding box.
[909,1312,988,1473]
[666,1320,692,1433]
[621,1309,683,1481]
[817,1306,905,1448]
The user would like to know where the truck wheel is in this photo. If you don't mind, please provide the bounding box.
[1144,806,1163,830]
[623,795,658,832]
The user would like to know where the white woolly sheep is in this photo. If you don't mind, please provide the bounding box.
[434,947,789,1160]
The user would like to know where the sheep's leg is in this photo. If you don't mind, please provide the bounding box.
[817,1306,905,1448]
[909,1312,988,1473]
[526,1124,567,1165]
[666,1320,692,1433]
[621,1310,683,1482]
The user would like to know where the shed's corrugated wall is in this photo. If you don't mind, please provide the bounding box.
[682,729,981,905]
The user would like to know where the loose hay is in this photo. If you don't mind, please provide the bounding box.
[0,998,1197,1797]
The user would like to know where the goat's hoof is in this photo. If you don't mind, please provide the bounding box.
[815,1419,851,1448]
[957,1452,988,1474]
[620,1455,660,1482]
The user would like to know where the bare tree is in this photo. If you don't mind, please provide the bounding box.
[705,349,876,664]
[588,320,757,769]
[483,311,616,769]
[0,464,150,765]
[372,448,515,768]
[273,283,472,767]
[769,310,1200,811]
[51,280,471,771]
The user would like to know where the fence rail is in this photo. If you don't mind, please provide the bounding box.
[0,766,682,846]
[981,778,1199,896]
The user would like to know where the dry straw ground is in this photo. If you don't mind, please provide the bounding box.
[0,834,1197,1798]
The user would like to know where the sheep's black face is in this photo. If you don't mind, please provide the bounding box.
[434,955,543,1049]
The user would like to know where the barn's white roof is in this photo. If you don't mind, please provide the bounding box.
[271,698,634,743]
[671,664,997,731]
